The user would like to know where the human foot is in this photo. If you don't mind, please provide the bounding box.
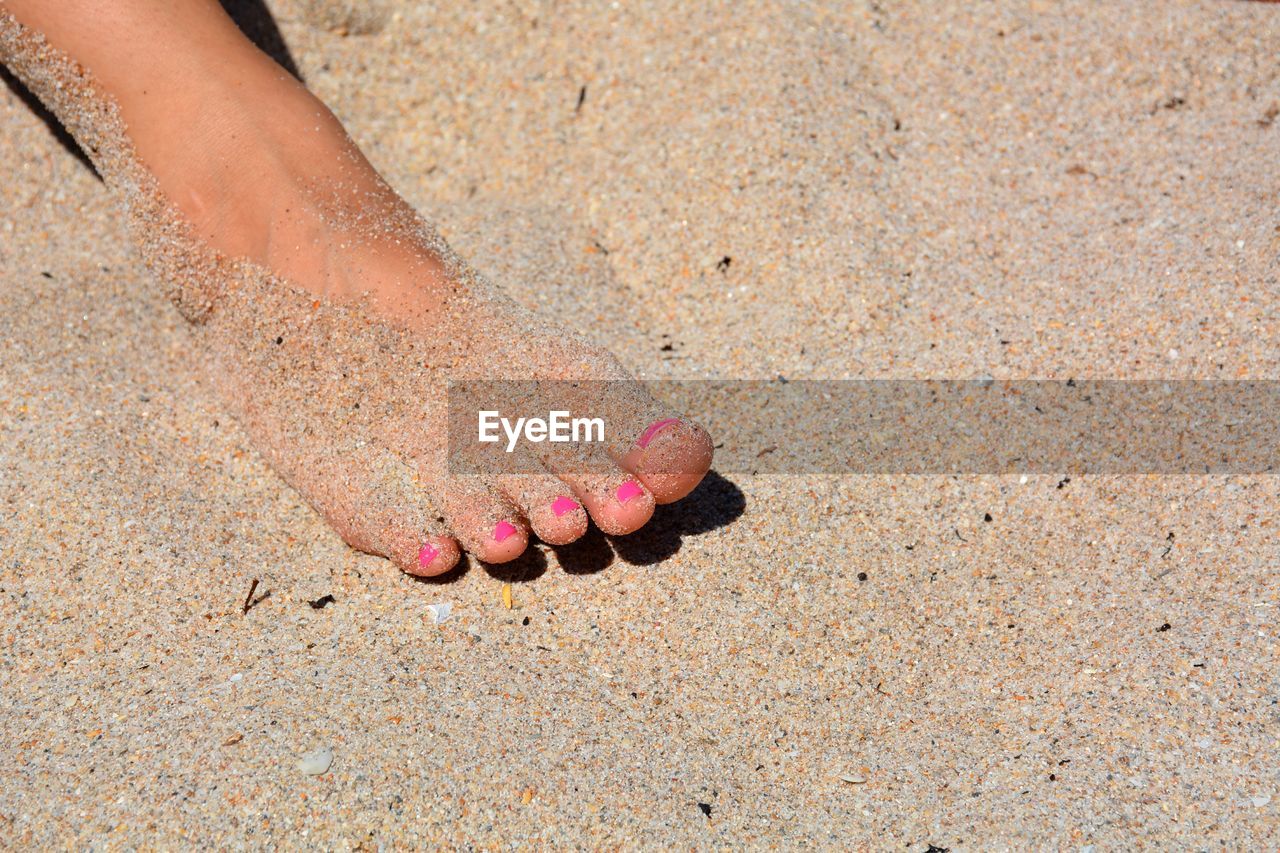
[0,2,713,575]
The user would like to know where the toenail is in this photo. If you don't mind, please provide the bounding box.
[637,414,686,448]
[552,496,580,517]
[492,520,518,542]
[637,417,682,449]
[616,480,644,504]
[417,542,439,568]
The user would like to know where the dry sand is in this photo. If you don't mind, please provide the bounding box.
[2,0,1279,846]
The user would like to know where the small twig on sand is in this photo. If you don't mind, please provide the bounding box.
[242,578,260,615]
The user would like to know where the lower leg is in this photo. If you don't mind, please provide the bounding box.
[2,0,450,306]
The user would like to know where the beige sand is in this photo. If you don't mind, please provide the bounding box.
[1,0,1278,845]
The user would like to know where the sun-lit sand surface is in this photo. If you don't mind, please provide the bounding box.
[2,0,1278,845]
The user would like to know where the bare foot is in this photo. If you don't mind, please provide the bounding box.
[0,1,713,575]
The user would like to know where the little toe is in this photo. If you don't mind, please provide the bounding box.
[408,535,462,578]
[353,523,462,578]
[283,444,462,577]
[372,524,462,577]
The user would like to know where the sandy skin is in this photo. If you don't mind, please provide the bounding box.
[0,0,714,574]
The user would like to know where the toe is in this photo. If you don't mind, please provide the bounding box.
[496,473,588,546]
[408,535,462,578]
[618,416,714,504]
[455,514,530,564]
[374,524,463,577]
[534,440,657,536]
[352,523,463,578]
[283,445,463,577]
[436,476,530,564]
[477,518,529,563]
[559,468,656,536]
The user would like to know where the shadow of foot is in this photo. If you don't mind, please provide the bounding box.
[481,545,549,584]
[551,526,617,576]
[0,66,98,176]
[610,470,746,566]
[547,471,745,572]
[219,0,303,80]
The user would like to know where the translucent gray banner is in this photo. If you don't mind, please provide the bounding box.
[446,380,1280,474]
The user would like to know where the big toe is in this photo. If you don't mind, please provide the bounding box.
[619,417,714,504]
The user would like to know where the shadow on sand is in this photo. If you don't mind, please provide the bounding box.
[444,470,748,584]
[411,471,746,586]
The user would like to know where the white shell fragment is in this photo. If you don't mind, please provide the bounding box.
[297,746,334,776]
[426,602,453,624]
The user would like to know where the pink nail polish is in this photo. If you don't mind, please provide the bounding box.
[616,480,644,503]
[552,496,580,517]
[417,542,439,568]
[493,520,518,542]
[637,417,682,448]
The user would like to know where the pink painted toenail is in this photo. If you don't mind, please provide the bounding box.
[637,417,682,448]
[492,521,518,542]
[616,480,644,503]
[417,542,439,568]
[552,496,580,517]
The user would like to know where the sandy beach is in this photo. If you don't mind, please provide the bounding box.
[2,0,1278,845]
